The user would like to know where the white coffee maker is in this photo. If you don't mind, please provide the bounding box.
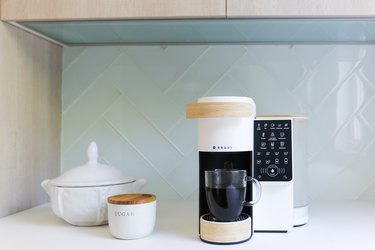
[186,96,258,244]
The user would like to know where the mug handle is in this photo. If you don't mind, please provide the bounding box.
[243,176,262,206]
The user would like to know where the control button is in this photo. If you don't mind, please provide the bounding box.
[284,158,289,164]
[261,168,267,174]
[279,141,286,150]
[275,158,279,164]
[266,165,279,177]
[256,160,262,164]
[269,137,277,142]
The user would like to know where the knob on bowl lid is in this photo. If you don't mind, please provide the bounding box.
[49,142,134,187]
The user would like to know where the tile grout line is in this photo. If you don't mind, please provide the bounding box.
[307,87,373,163]
[61,93,123,159]
[201,46,248,97]
[164,46,249,143]
[113,50,186,157]
[311,51,366,113]
[62,48,125,115]
[101,83,194,199]
[356,92,375,146]
[105,82,185,184]
[163,46,210,95]
[355,176,375,200]
[109,92,185,177]
[103,116,185,199]
[226,74,250,96]
[62,47,87,74]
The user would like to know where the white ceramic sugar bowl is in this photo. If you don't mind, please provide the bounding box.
[108,193,157,239]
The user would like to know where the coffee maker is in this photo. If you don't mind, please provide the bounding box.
[186,96,257,244]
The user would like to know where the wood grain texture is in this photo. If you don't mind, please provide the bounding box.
[227,0,375,17]
[186,102,253,119]
[200,215,252,243]
[3,0,374,21]
[0,20,61,217]
[0,0,226,21]
[108,194,157,205]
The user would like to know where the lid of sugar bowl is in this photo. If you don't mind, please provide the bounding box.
[108,194,156,205]
[49,142,135,187]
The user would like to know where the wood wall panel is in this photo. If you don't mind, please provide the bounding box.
[1,0,226,21]
[227,0,375,17]
[0,20,61,217]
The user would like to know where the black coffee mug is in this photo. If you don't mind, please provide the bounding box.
[205,169,261,222]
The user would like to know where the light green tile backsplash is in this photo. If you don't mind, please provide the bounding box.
[62,45,375,200]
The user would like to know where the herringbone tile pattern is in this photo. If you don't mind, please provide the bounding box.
[62,45,375,200]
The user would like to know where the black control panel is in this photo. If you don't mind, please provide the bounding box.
[254,119,292,182]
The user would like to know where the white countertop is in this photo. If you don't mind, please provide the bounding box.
[0,200,374,250]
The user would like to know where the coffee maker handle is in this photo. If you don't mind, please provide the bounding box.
[243,176,262,206]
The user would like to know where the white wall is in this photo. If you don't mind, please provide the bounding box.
[61,45,375,201]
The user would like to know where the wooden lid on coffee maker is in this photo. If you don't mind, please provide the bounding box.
[186,102,253,119]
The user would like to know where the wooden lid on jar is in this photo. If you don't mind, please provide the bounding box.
[108,193,156,205]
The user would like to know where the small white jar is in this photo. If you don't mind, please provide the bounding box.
[107,193,156,240]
